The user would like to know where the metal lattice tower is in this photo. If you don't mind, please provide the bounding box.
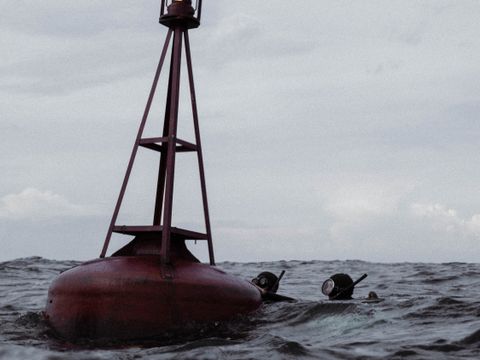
[100,0,214,265]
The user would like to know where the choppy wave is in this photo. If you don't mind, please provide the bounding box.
[1,257,480,359]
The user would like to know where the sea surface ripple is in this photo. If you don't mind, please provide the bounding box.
[1,257,480,359]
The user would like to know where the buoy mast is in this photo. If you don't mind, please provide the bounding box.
[100,0,214,265]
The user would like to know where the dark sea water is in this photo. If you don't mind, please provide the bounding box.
[1,257,480,359]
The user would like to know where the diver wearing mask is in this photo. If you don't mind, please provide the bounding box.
[322,273,368,300]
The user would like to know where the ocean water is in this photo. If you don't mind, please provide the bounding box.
[1,257,480,359]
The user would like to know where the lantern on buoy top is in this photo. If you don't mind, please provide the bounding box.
[160,0,202,29]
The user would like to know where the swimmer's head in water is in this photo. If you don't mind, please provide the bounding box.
[251,271,279,293]
[322,273,354,300]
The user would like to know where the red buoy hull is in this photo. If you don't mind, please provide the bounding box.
[45,256,262,340]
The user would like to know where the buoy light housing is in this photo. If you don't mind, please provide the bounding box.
[160,0,202,29]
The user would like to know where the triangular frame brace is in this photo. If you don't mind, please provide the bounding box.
[100,28,215,265]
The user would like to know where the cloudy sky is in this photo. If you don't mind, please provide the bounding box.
[1,1,480,263]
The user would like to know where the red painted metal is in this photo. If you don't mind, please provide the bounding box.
[46,0,263,340]
[160,26,183,265]
[100,28,173,259]
[184,30,215,265]
[159,0,202,29]
[112,225,208,240]
[100,0,213,265]
[46,245,261,340]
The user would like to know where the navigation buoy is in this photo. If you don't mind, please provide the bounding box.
[45,0,263,340]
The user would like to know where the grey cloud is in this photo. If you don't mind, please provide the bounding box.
[0,29,159,94]
[0,187,97,220]
[2,1,480,262]
[0,1,154,37]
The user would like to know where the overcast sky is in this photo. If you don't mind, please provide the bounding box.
[1,1,480,263]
